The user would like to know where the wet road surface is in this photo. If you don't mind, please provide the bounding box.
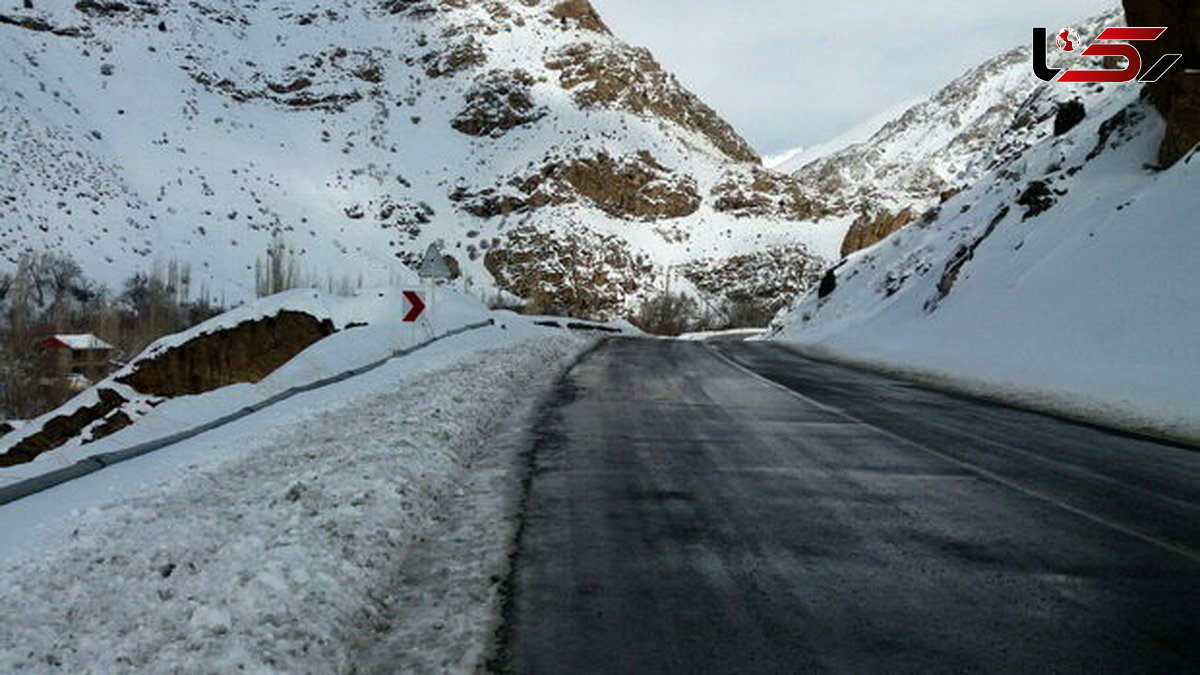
[501,339,1200,674]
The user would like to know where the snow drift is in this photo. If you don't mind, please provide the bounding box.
[0,323,588,672]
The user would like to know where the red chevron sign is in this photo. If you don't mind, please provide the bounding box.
[403,291,426,322]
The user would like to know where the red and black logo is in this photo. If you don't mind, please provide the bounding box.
[1032,26,1182,83]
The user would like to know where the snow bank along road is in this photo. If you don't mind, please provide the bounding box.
[501,339,1200,673]
[0,331,587,673]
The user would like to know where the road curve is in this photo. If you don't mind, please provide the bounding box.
[500,339,1200,674]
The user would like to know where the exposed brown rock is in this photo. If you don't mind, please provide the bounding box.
[452,151,701,220]
[560,152,701,220]
[423,37,487,78]
[353,65,384,83]
[0,12,89,36]
[0,388,126,467]
[546,43,759,163]
[267,78,312,94]
[382,0,427,15]
[85,411,133,444]
[484,226,652,318]
[939,187,962,204]
[680,245,826,314]
[450,185,558,219]
[712,166,830,221]
[451,69,546,137]
[841,207,916,257]
[442,254,462,280]
[549,0,610,34]
[1123,0,1200,166]
[117,311,336,398]
[74,1,129,15]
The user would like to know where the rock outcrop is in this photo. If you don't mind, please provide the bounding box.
[549,0,610,34]
[546,41,759,163]
[841,207,917,257]
[451,69,547,137]
[452,151,702,221]
[712,166,829,221]
[484,226,653,318]
[1123,0,1199,166]
[680,245,825,314]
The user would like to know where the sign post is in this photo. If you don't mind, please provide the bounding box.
[414,242,454,339]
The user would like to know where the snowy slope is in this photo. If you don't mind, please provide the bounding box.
[770,56,1200,443]
[766,96,926,176]
[0,325,587,672]
[0,0,838,318]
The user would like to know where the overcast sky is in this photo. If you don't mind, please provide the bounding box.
[590,0,1118,156]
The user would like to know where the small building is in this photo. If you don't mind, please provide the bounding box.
[36,334,116,389]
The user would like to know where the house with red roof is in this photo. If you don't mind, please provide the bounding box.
[36,334,115,390]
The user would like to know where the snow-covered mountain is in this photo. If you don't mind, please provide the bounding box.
[782,10,1124,258]
[0,0,838,319]
[770,2,1200,442]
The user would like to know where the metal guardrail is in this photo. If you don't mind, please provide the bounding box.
[0,319,495,507]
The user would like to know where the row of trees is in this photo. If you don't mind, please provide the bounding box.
[631,292,778,336]
[0,253,224,420]
[0,234,396,421]
[254,235,369,298]
[0,234,393,421]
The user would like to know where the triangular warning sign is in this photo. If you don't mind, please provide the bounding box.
[417,244,453,279]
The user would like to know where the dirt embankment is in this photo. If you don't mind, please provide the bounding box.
[0,311,336,466]
[117,311,336,397]
[0,388,127,467]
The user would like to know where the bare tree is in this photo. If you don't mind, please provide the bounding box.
[632,292,699,336]
[256,234,304,297]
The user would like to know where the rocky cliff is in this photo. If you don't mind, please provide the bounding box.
[1123,0,1199,166]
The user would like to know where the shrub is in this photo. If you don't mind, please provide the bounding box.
[631,292,699,336]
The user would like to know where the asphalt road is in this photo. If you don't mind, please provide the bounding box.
[499,339,1200,674]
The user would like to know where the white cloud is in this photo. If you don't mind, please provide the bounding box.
[590,0,1119,154]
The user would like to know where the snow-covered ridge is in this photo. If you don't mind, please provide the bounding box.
[783,9,1124,218]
